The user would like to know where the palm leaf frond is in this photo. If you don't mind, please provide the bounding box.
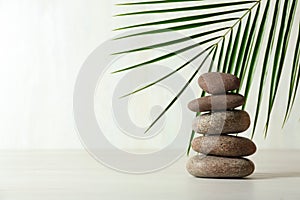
[227,22,242,74]
[238,3,261,87]
[112,36,220,73]
[114,0,300,147]
[265,0,298,136]
[217,37,226,72]
[113,27,228,54]
[243,0,271,110]
[115,18,238,39]
[116,1,258,16]
[117,0,204,6]
[145,47,215,133]
[234,12,251,76]
[283,23,300,126]
[115,9,247,31]
[223,29,234,73]
[120,45,213,98]
[252,0,281,138]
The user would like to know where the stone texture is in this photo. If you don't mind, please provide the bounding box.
[192,135,256,157]
[188,94,245,112]
[192,110,250,134]
[198,72,240,94]
[186,155,255,178]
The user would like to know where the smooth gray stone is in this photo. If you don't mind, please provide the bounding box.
[198,72,240,94]
[188,94,245,112]
[186,155,255,178]
[192,110,251,134]
[192,135,257,157]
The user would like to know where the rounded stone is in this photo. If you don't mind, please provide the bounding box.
[192,135,256,157]
[198,72,240,94]
[186,155,255,178]
[192,110,251,134]
[188,94,245,112]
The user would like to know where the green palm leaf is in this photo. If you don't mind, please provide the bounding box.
[234,13,252,76]
[252,0,280,138]
[223,29,234,73]
[117,0,204,6]
[112,36,220,73]
[120,45,213,98]
[115,8,247,31]
[283,23,300,126]
[145,47,215,133]
[209,44,218,72]
[113,27,228,54]
[115,18,238,39]
[114,0,300,149]
[243,0,270,110]
[217,37,226,72]
[265,0,298,135]
[227,22,242,74]
[238,3,260,88]
[116,1,257,16]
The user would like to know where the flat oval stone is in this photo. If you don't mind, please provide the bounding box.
[198,72,240,94]
[192,110,250,134]
[192,135,256,157]
[188,94,245,112]
[186,155,255,178]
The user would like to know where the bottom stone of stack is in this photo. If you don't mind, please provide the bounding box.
[186,155,255,178]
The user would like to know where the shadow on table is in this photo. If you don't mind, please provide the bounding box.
[249,172,300,180]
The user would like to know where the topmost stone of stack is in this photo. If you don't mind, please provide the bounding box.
[198,72,240,94]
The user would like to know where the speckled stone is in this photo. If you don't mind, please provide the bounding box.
[186,155,255,178]
[192,110,250,135]
[188,94,245,112]
[198,72,240,94]
[192,135,256,157]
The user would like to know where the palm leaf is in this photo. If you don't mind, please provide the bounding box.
[227,22,242,74]
[120,45,213,98]
[251,0,281,138]
[234,13,251,76]
[265,0,298,135]
[113,27,228,54]
[238,3,261,88]
[145,47,215,133]
[115,18,238,39]
[115,9,247,31]
[289,59,300,121]
[283,23,300,126]
[227,21,242,74]
[266,0,290,132]
[243,0,271,110]
[112,36,220,73]
[114,0,300,149]
[116,1,258,16]
[209,44,218,72]
[117,0,204,6]
[217,37,226,72]
[222,29,234,73]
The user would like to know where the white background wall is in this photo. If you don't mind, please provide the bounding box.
[0,0,299,150]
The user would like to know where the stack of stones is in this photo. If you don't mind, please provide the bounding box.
[186,72,256,178]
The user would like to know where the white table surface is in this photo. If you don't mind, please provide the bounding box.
[0,150,299,200]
